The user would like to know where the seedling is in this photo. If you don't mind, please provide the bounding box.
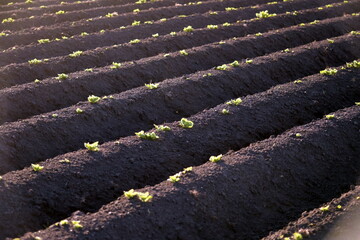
[105,12,118,17]
[85,68,93,72]
[179,50,188,56]
[310,20,319,25]
[80,32,88,36]
[132,20,141,26]
[320,68,337,75]
[293,232,303,240]
[256,10,276,18]
[84,141,99,151]
[295,133,302,138]
[255,32,263,36]
[145,83,159,89]
[164,53,170,57]
[226,98,242,105]
[209,154,222,163]
[0,176,2,181]
[320,205,330,212]
[31,164,44,172]
[294,80,303,84]
[222,22,231,27]
[137,192,153,202]
[182,166,193,173]
[327,39,334,44]
[59,220,69,226]
[34,79,41,83]
[207,25,218,29]
[135,131,159,140]
[355,102,360,106]
[28,58,42,64]
[154,124,171,131]
[216,64,229,71]
[225,7,237,11]
[55,10,66,14]
[129,39,140,44]
[69,51,83,58]
[59,158,71,163]
[88,95,101,103]
[56,73,68,80]
[144,21,154,24]
[350,31,360,35]
[136,0,147,3]
[110,62,121,69]
[245,59,253,64]
[76,108,84,114]
[179,118,194,128]
[168,173,181,183]
[346,60,360,68]
[152,33,159,38]
[38,39,51,44]
[183,26,194,32]
[221,109,230,115]
[170,32,177,36]
[2,18,15,23]
[336,205,342,210]
[230,60,240,67]
[52,114,58,118]
[325,114,335,119]
[124,189,137,198]
[209,11,218,15]
[72,221,83,229]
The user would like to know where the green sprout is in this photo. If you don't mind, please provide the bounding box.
[355,102,360,106]
[56,73,69,80]
[80,32,88,36]
[226,98,242,105]
[216,64,229,71]
[164,53,170,57]
[295,133,302,138]
[154,124,171,131]
[124,189,137,198]
[55,10,66,15]
[76,108,84,114]
[69,51,83,58]
[52,114,58,118]
[170,31,177,36]
[293,232,303,240]
[168,173,181,183]
[179,50,189,56]
[327,39,334,44]
[105,12,118,17]
[152,33,159,38]
[209,154,222,163]
[336,205,342,210]
[207,25,218,29]
[59,220,69,226]
[179,118,194,128]
[132,20,141,26]
[320,205,330,212]
[59,158,71,163]
[137,192,153,202]
[145,83,159,89]
[225,7,237,11]
[325,114,335,119]
[31,164,44,172]
[28,58,42,64]
[256,10,276,18]
[221,109,230,115]
[129,39,140,44]
[38,39,51,44]
[135,131,159,140]
[182,166,193,173]
[183,26,194,32]
[346,60,360,68]
[34,79,41,83]
[320,68,337,75]
[88,95,101,103]
[110,62,121,69]
[222,22,231,27]
[294,80,303,84]
[245,59,253,64]
[310,20,319,25]
[350,31,360,35]
[84,141,99,151]
[85,68,93,72]
[230,60,240,67]
[135,0,147,3]
[209,11,218,15]
[2,18,15,23]
[72,221,83,229]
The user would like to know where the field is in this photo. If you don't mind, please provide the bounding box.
[0,0,359,239]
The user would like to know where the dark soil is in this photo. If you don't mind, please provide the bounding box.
[19,106,360,240]
[0,35,358,173]
[0,65,359,238]
[262,186,360,240]
[0,0,346,49]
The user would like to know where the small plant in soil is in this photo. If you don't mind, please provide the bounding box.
[221,109,230,115]
[34,79,41,83]
[179,50,189,56]
[31,164,44,172]
[52,114,58,118]
[225,7,237,11]
[256,10,276,18]
[230,60,240,67]
[129,39,140,44]
[293,232,303,240]
[28,58,42,64]
[55,10,66,15]
[56,73,69,80]
[336,205,342,210]
[320,68,337,75]
[170,32,177,36]
[183,26,194,32]
[350,31,360,35]
[209,154,222,163]
[325,114,335,119]
[85,68,93,72]
[295,133,302,138]
[132,20,141,26]
[38,39,51,44]
[355,102,360,106]
[88,95,101,103]
[294,80,303,84]
[59,220,69,226]
[168,173,181,183]
[327,39,334,43]
[207,25,218,29]
[154,124,171,131]
[59,158,71,163]
[84,141,99,151]
[72,221,83,229]
[105,12,118,18]
[124,189,137,198]
[2,18,15,23]
[346,60,360,68]
[216,64,229,71]
[226,98,242,105]
[76,108,84,114]
[145,83,159,89]
[223,22,231,27]
[135,131,159,140]
[133,9,140,13]
[320,205,330,212]
[179,118,194,128]
[111,62,121,69]
[69,51,83,58]
[246,59,253,64]
[137,192,153,202]
[152,33,159,38]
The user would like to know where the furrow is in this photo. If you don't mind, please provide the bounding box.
[0,66,359,238]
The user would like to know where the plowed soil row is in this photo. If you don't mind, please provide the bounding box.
[0,65,359,238]
[2,11,358,87]
[0,0,212,31]
[0,35,358,174]
[18,106,360,240]
[263,186,360,240]
[0,0,346,49]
